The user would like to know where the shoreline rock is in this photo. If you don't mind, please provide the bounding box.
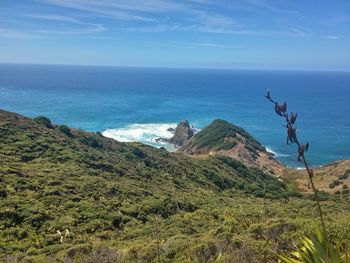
[169,120,194,147]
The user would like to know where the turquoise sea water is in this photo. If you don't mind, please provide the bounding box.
[0,64,349,167]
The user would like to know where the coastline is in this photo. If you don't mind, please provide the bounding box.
[101,122,347,170]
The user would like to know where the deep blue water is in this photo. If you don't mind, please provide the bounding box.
[1,63,350,167]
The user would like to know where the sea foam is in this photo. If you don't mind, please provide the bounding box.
[102,123,177,148]
[265,146,290,158]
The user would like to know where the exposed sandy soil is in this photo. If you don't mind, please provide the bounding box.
[281,160,350,194]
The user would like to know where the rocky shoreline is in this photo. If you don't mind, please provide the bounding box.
[156,120,195,148]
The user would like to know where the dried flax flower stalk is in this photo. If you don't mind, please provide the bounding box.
[264,90,328,243]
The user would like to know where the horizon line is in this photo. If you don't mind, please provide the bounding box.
[1,62,350,73]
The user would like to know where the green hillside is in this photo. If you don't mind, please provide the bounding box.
[1,109,350,263]
[182,119,265,153]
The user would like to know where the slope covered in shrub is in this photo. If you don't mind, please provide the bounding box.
[1,109,349,262]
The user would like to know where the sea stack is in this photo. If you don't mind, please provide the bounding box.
[169,120,194,147]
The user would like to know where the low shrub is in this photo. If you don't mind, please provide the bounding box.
[58,125,73,137]
[34,116,53,129]
[342,189,349,196]
[0,187,7,198]
[340,170,350,180]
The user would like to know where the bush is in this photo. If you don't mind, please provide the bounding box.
[78,136,100,148]
[333,180,340,186]
[34,116,53,129]
[219,140,237,150]
[132,148,145,158]
[96,131,104,137]
[329,182,335,189]
[342,189,349,195]
[65,244,122,263]
[340,170,350,180]
[58,125,73,137]
[0,187,7,198]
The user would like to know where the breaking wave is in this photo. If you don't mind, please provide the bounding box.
[102,123,177,148]
[265,146,290,158]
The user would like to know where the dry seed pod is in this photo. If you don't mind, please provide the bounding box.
[290,112,297,124]
[281,102,287,112]
[305,142,309,151]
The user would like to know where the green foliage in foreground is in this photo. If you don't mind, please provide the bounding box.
[279,227,350,263]
[1,110,350,262]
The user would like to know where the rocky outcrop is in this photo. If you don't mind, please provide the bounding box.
[169,120,194,147]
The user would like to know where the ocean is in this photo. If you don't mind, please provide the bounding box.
[1,63,349,168]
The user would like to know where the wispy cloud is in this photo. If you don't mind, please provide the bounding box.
[0,28,43,39]
[125,23,312,38]
[332,15,350,23]
[1,0,317,39]
[325,35,340,40]
[242,0,303,16]
[193,10,240,28]
[27,14,106,33]
[173,41,244,49]
[27,14,82,23]
[288,26,312,37]
[38,0,241,30]
[39,0,178,21]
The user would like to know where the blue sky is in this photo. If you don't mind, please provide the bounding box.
[0,0,349,70]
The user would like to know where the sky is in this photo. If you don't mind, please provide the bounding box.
[0,0,349,70]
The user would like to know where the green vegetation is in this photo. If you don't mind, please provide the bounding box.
[279,227,350,263]
[57,125,73,138]
[329,180,341,189]
[329,180,340,188]
[340,170,350,180]
[186,119,264,153]
[1,110,350,262]
[342,189,350,196]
